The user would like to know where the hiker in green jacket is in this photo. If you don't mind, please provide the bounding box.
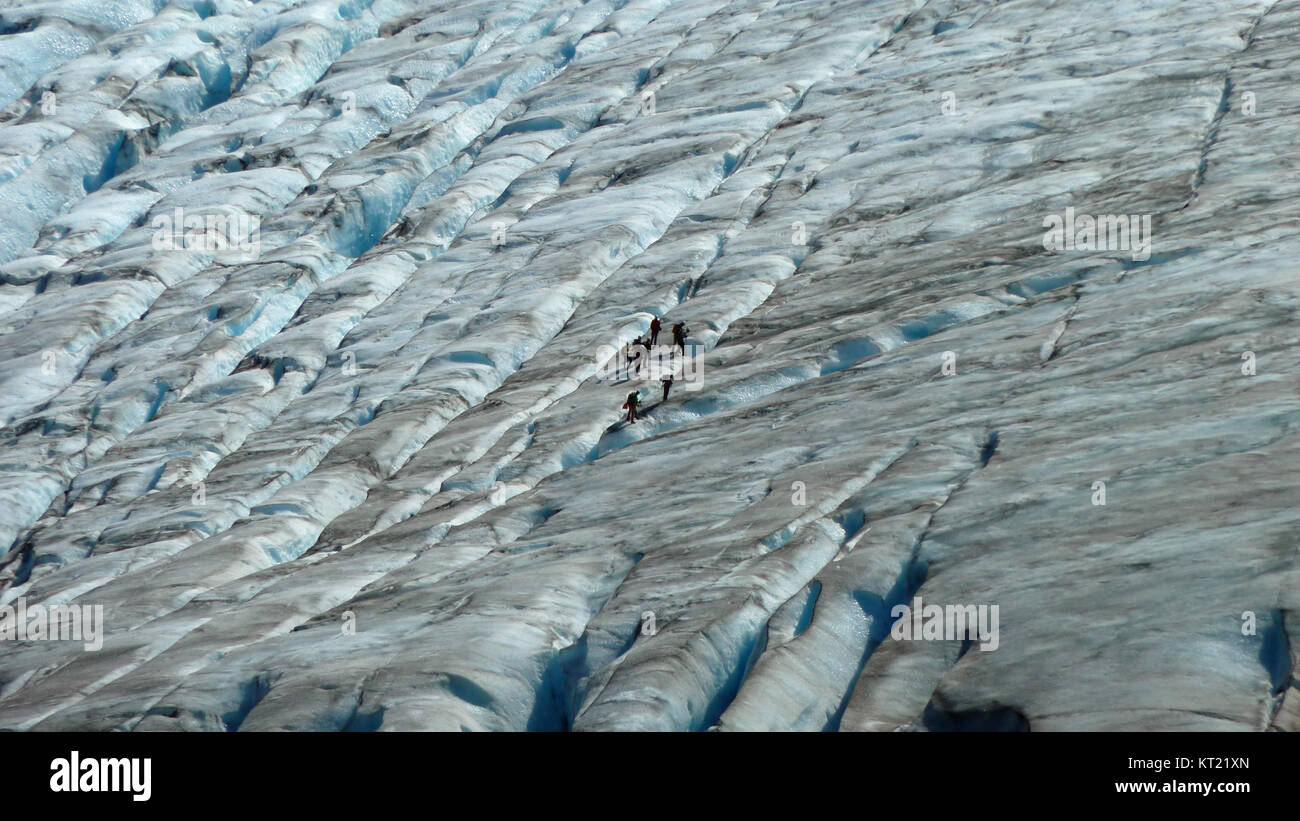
[623,390,641,424]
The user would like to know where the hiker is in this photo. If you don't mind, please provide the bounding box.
[623,390,641,424]
[623,338,639,379]
[636,336,653,376]
[649,317,662,346]
[672,322,688,354]
[661,374,673,401]
[626,336,643,377]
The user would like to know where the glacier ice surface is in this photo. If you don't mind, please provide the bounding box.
[0,0,1297,732]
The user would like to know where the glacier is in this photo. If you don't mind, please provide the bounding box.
[0,0,1296,732]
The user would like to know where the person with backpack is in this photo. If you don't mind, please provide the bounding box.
[672,322,688,355]
[622,390,641,423]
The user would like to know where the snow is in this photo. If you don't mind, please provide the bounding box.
[0,0,1297,731]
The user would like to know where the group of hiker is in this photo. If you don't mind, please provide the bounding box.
[621,317,689,424]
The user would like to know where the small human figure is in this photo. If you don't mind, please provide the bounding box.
[649,317,662,346]
[661,374,673,401]
[626,337,641,377]
[623,390,641,423]
[671,322,688,355]
[623,338,639,379]
[636,336,653,376]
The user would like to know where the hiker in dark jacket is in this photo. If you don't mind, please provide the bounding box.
[649,317,662,346]
[623,337,640,379]
[635,336,651,376]
[661,374,673,401]
[623,390,641,423]
[671,322,688,354]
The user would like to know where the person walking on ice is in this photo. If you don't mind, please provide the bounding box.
[672,321,688,355]
[649,317,662,346]
[622,390,641,424]
[623,337,641,379]
[634,336,650,377]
